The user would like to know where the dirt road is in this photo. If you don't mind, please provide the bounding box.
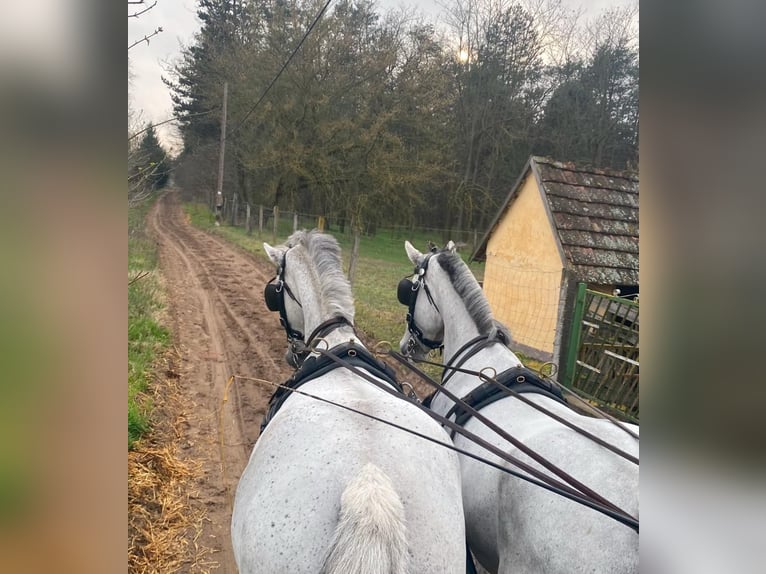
[146,190,294,573]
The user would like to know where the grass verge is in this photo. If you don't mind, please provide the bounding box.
[129,197,170,449]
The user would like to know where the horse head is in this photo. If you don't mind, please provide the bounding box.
[396,240,454,360]
[263,230,356,368]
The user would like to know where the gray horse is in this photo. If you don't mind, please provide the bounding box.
[231,231,468,573]
[398,240,639,574]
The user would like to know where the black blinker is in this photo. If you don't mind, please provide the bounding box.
[264,282,280,312]
[397,278,415,306]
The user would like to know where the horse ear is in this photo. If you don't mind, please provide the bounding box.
[445,240,456,253]
[263,243,285,267]
[404,240,423,265]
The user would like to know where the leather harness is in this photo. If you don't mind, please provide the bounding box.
[445,365,566,437]
[260,342,403,433]
[420,333,567,438]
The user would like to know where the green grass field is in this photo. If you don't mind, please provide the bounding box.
[129,199,170,449]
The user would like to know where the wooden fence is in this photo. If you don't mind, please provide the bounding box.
[564,283,639,422]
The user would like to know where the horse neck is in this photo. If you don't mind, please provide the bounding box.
[432,264,523,391]
[429,265,483,365]
[291,259,361,349]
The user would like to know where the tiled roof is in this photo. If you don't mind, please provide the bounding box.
[471,156,639,285]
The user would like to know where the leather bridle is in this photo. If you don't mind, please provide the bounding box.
[264,250,304,341]
[397,250,444,353]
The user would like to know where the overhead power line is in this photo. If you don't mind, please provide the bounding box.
[224,0,334,140]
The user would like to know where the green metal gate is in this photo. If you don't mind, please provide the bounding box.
[564,283,639,422]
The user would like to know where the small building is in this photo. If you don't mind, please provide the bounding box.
[471,156,638,366]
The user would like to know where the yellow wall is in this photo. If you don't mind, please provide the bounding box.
[483,171,564,358]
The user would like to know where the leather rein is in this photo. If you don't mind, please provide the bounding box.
[308,343,639,532]
[414,335,640,451]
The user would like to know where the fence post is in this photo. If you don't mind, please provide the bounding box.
[563,282,588,388]
[348,225,361,286]
[272,205,279,241]
[258,205,264,234]
[317,215,325,232]
[230,194,238,226]
[293,212,298,232]
[245,203,252,235]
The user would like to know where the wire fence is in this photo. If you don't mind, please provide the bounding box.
[219,196,485,257]
[481,257,564,363]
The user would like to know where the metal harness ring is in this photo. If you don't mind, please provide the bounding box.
[479,366,497,382]
[309,337,329,352]
[539,361,558,379]
[373,340,393,357]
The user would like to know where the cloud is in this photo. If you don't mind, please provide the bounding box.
[129,0,200,152]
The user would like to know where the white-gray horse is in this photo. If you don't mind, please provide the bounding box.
[231,230,468,574]
[398,240,639,574]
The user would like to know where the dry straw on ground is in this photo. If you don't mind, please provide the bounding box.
[128,354,214,573]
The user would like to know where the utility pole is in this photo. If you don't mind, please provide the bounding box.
[214,81,228,214]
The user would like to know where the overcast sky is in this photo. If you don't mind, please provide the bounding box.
[128,0,635,154]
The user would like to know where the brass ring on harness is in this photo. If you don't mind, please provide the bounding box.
[539,361,558,379]
[309,337,329,352]
[479,366,497,382]
[372,340,392,357]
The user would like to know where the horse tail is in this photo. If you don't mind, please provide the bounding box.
[320,463,410,574]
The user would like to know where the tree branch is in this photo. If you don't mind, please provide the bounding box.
[128,109,213,141]
[128,27,163,51]
[129,1,157,19]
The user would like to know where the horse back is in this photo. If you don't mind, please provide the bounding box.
[232,373,467,573]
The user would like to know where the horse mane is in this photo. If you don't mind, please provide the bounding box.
[286,229,355,322]
[436,250,511,341]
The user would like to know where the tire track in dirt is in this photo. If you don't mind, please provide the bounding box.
[147,190,293,573]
